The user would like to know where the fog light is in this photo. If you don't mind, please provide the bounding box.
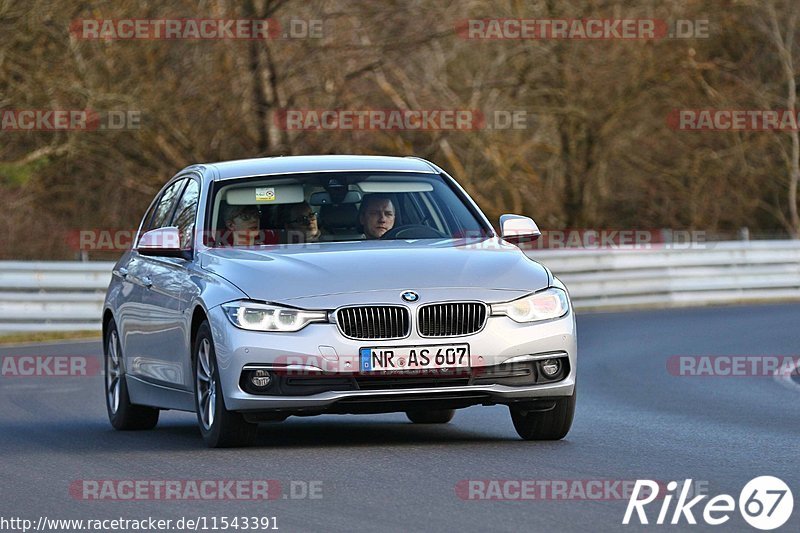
[250,369,272,388]
[540,359,561,378]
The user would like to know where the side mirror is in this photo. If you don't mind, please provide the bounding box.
[499,214,542,245]
[137,226,187,258]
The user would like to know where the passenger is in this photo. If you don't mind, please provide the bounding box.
[222,205,261,246]
[359,194,395,239]
[283,202,321,243]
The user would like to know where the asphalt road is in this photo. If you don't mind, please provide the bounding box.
[1,304,798,532]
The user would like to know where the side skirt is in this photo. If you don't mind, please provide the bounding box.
[126,374,195,412]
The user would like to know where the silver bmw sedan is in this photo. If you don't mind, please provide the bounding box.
[102,155,576,447]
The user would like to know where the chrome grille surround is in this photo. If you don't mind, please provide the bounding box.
[417,302,488,337]
[335,305,411,340]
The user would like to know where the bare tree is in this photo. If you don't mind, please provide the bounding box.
[764,1,799,237]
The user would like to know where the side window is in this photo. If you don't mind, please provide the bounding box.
[145,179,187,232]
[139,197,160,234]
[171,179,200,250]
[400,193,424,225]
[417,192,447,232]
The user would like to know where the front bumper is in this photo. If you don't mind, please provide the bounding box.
[208,304,577,414]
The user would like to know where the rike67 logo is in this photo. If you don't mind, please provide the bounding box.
[624,477,793,530]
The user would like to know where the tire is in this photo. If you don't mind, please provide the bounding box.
[194,321,257,448]
[509,389,576,441]
[406,409,456,424]
[104,318,159,430]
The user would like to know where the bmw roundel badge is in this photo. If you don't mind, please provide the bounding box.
[401,291,419,302]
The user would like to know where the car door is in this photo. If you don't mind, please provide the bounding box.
[137,177,202,390]
[115,192,161,356]
[123,178,187,387]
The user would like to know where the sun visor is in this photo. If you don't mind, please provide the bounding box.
[358,181,434,193]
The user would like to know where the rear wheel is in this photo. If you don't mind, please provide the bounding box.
[509,389,575,440]
[194,321,257,448]
[104,319,159,430]
[406,409,456,424]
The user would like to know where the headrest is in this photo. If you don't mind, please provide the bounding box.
[319,204,358,229]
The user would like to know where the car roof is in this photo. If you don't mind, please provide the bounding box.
[196,155,439,181]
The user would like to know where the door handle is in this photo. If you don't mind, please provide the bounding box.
[141,276,153,289]
[118,267,129,278]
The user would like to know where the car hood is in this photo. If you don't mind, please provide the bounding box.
[199,237,550,305]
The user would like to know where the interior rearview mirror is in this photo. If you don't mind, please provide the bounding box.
[309,190,363,205]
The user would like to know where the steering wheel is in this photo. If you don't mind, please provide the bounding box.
[381,224,447,239]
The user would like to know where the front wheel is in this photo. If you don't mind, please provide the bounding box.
[509,389,576,440]
[104,319,159,430]
[194,321,257,448]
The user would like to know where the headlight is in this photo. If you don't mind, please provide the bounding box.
[222,301,328,332]
[490,288,569,323]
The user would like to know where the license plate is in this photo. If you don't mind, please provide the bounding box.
[360,344,470,372]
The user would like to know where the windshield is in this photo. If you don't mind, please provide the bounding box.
[206,172,491,247]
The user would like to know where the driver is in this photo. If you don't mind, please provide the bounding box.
[359,194,395,239]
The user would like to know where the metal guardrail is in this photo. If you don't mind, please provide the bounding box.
[0,262,113,332]
[529,240,800,309]
[1,240,799,332]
